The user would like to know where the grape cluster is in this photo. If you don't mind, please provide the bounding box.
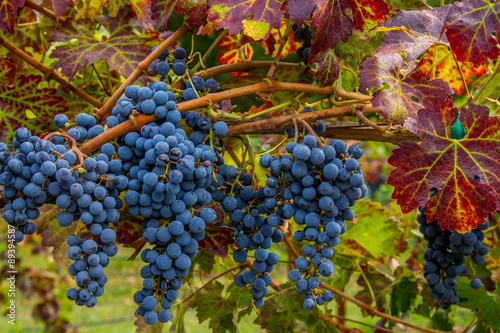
[214,163,284,307]
[260,136,366,310]
[418,206,490,310]
[292,23,313,64]
[66,234,116,307]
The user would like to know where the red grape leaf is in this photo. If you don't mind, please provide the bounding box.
[134,310,164,333]
[261,21,301,59]
[198,223,235,258]
[0,0,24,33]
[387,102,500,233]
[311,48,340,87]
[114,209,145,258]
[185,2,209,28]
[208,0,282,40]
[446,0,500,67]
[0,60,69,141]
[206,203,225,223]
[309,0,353,63]
[358,53,453,122]
[374,5,452,65]
[49,0,74,20]
[346,0,390,32]
[215,32,254,76]
[415,45,488,96]
[49,14,150,81]
[287,0,319,26]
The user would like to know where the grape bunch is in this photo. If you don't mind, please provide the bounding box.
[418,205,490,310]
[213,163,284,308]
[292,23,313,64]
[260,135,367,310]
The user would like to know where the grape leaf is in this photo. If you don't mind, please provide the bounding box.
[134,310,164,333]
[342,199,408,259]
[287,0,319,26]
[375,5,452,65]
[185,1,209,28]
[33,205,77,267]
[261,21,301,59]
[346,0,390,32]
[309,0,353,63]
[355,263,392,315]
[0,0,24,33]
[358,53,453,122]
[271,65,311,106]
[388,102,500,233]
[455,279,500,331]
[311,48,340,87]
[50,14,150,81]
[391,275,418,316]
[415,45,488,96]
[446,0,500,67]
[0,60,68,141]
[208,0,282,40]
[0,6,43,54]
[215,33,254,76]
[113,209,145,260]
[50,0,74,20]
[197,222,235,258]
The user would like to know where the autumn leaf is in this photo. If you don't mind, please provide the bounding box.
[0,0,24,34]
[358,53,453,122]
[388,102,500,233]
[208,0,282,40]
[197,222,235,258]
[287,0,319,26]
[346,0,390,32]
[49,0,74,20]
[49,14,150,81]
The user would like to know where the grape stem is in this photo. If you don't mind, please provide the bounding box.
[265,21,293,80]
[95,24,191,120]
[354,105,386,133]
[0,36,102,108]
[43,132,85,164]
[298,118,324,147]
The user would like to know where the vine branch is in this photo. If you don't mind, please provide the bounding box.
[0,36,102,108]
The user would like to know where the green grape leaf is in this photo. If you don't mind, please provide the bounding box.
[355,263,392,313]
[49,14,150,81]
[455,279,500,331]
[342,199,408,259]
[255,282,337,332]
[208,0,283,40]
[287,0,319,26]
[0,0,24,33]
[358,53,453,122]
[388,102,500,233]
[391,275,418,316]
[0,59,68,141]
[190,281,249,332]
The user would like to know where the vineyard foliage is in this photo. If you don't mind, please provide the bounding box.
[0,0,499,332]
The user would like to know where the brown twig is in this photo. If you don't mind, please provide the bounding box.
[25,0,66,23]
[95,24,191,120]
[355,106,386,133]
[292,117,299,143]
[266,22,292,80]
[317,314,364,333]
[326,313,396,333]
[298,118,324,147]
[0,36,102,108]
